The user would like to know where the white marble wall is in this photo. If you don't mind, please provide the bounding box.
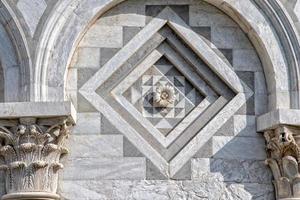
[61,1,272,199]
[1,0,299,199]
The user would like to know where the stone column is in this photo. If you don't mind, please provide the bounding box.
[0,102,75,200]
[257,109,300,200]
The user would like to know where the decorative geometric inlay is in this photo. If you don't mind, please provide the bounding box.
[112,49,216,149]
[80,7,253,177]
[122,61,204,137]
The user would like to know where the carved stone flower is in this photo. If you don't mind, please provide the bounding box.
[154,85,176,107]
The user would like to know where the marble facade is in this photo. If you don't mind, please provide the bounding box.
[0,0,300,199]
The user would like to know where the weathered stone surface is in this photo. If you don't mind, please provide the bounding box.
[100,48,121,67]
[233,115,257,137]
[74,47,101,68]
[79,25,123,48]
[237,71,255,91]
[66,68,77,91]
[215,117,234,136]
[257,109,300,132]
[189,2,238,27]
[212,136,266,159]
[172,161,191,180]
[0,22,21,102]
[192,158,272,183]
[211,27,253,49]
[255,93,268,116]
[60,180,274,200]
[72,112,101,135]
[146,159,167,180]
[255,72,267,95]
[68,135,123,158]
[76,92,98,113]
[77,68,98,89]
[254,72,268,116]
[123,27,143,45]
[17,0,47,36]
[6,66,20,102]
[0,102,76,120]
[223,183,274,200]
[123,137,144,157]
[64,158,146,180]
[219,48,233,65]
[194,138,213,158]
[192,26,211,41]
[146,5,190,24]
[233,49,262,72]
[236,96,255,115]
[96,1,145,27]
[101,115,122,135]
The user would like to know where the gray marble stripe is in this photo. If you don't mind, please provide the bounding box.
[68,135,123,158]
[64,157,146,180]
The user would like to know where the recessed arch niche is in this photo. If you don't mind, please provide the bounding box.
[0,1,31,102]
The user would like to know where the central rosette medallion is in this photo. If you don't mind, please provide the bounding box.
[154,85,176,107]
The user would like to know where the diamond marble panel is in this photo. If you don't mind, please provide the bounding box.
[79,7,253,178]
[112,48,216,148]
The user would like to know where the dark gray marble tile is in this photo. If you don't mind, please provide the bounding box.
[123,137,144,157]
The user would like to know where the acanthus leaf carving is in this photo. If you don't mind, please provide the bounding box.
[264,126,300,199]
[0,117,73,200]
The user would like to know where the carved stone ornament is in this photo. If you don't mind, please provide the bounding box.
[264,125,300,200]
[0,117,74,200]
[154,84,176,107]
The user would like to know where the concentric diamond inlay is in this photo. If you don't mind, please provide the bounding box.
[79,7,253,177]
[122,60,203,137]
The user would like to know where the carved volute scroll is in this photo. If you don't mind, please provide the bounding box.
[264,126,300,200]
[0,117,74,200]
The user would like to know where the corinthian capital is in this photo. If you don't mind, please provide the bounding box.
[264,126,300,200]
[0,102,75,200]
[257,109,300,200]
